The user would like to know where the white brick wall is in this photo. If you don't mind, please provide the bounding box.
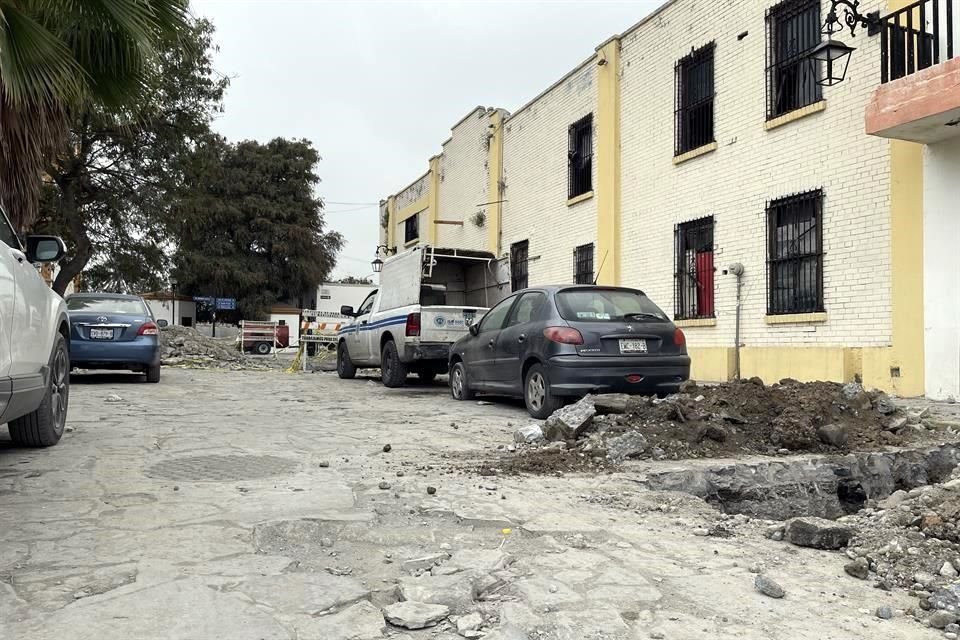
[501,61,599,286]
[619,0,892,348]
[396,173,429,210]
[437,107,491,250]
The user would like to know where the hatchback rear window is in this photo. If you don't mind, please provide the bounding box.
[67,297,148,315]
[556,289,669,322]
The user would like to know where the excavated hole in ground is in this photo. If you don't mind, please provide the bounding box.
[641,442,960,521]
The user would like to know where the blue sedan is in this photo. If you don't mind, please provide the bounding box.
[66,293,166,383]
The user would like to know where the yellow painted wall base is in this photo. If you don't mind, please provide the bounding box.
[687,345,910,395]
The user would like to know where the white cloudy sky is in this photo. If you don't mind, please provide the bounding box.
[192,0,662,280]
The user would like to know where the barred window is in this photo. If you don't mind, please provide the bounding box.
[674,217,715,320]
[767,190,824,315]
[573,243,594,284]
[404,214,419,244]
[766,0,822,119]
[568,114,593,199]
[510,240,529,292]
[675,43,715,156]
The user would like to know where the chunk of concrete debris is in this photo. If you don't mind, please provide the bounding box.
[876,606,893,620]
[928,610,960,629]
[754,574,785,599]
[942,562,960,579]
[844,558,870,580]
[402,553,450,575]
[841,382,865,401]
[513,425,544,444]
[378,481,391,490]
[308,601,386,639]
[483,624,529,640]
[878,489,908,509]
[764,524,785,541]
[885,417,909,432]
[399,572,480,614]
[105,394,123,403]
[592,394,635,415]
[543,396,596,441]
[605,432,648,463]
[696,424,729,443]
[817,423,848,447]
[720,410,748,425]
[456,612,484,637]
[382,601,450,630]
[873,393,897,415]
[679,380,698,393]
[784,517,853,550]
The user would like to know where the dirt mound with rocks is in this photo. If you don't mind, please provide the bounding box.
[160,326,276,370]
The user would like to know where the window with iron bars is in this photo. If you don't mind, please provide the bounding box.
[573,243,594,285]
[675,43,716,156]
[510,240,529,292]
[766,189,824,315]
[404,214,419,244]
[766,0,822,120]
[568,114,593,199]
[674,217,715,320]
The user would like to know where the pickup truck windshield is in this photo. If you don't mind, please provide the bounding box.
[556,289,668,323]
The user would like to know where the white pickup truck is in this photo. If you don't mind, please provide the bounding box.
[336,246,507,387]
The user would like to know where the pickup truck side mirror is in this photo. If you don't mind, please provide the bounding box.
[469,322,480,337]
[340,305,355,317]
[25,235,66,263]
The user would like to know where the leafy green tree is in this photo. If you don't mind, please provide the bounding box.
[0,0,190,231]
[30,17,227,294]
[173,136,344,318]
[337,276,373,285]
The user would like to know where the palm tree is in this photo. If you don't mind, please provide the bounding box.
[0,0,189,231]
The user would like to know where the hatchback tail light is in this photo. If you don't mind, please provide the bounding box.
[406,313,421,337]
[138,322,159,336]
[674,328,686,346]
[543,326,584,345]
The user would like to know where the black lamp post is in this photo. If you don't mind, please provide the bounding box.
[809,0,881,87]
[169,276,178,325]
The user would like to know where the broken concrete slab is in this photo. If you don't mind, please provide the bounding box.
[543,397,596,441]
[784,517,853,550]
[292,601,386,640]
[456,611,484,636]
[232,573,370,615]
[605,432,648,462]
[382,601,450,630]
[401,552,450,575]
[447,548,513,574]
[514,425,544,444]
[399,572,478,614]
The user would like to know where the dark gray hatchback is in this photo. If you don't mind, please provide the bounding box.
[449,285,691,418]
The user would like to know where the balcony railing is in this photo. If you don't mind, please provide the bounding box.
[881,0,959,83]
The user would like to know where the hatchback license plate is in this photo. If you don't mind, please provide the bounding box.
[619,339,647,354]
[90,328,114,340]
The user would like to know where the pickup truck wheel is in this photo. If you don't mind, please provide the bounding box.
[524,364,561,419]
[380,340,408,388]
[337,342,357,379]
[145,363,161,383]
[449,362,475,401]
[9,335,69,447]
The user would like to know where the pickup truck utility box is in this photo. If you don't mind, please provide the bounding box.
[336,246,507,387]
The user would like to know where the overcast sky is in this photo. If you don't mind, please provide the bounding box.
[192,0,661,280]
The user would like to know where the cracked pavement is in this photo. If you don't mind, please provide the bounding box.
[0,368,938,639]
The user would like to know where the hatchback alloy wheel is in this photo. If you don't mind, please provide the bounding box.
[527,371,546,412]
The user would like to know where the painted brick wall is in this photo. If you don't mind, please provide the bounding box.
[437,108,491,250]
[501,61,599,287]
[619,0,892,348]
[396,173,429,211]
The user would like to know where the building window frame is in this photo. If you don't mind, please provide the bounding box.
[510,240,529,292]
[675,42,716,157]
[404,214,419,244]
[573,243,594,285]
[765,0,823,121]
[567,114,593,199]
[766,189,824,316]
[674,216,716,320]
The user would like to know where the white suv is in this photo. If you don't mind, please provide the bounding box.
[0,207,70,447]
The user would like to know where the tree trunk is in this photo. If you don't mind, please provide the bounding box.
[51,180,91,296]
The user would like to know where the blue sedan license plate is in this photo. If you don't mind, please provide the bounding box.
[90,328,114,340]
[619,339,647,354]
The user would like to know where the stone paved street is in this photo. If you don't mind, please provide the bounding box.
[0,369,936,639]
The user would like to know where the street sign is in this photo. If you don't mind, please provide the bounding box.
[193,296,237,310]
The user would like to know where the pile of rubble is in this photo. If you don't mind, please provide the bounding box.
[159,326,275,370]
[509,379,938,466]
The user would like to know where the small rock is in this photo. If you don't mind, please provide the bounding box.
[649,633,666,640]
[513,425,544,444]
[876,606,893,620]
[548,584,559,593]
[885,417,909,432]
[456,612,484,636]
[383,444,392,453]
[320,537,334,548]
[943,563,960,579]
[817,423,848,447]
[606,431,648,462]
[948,624,960,634]
[879,490,908,509]
[679,380,698,393]
[697,424,729,443]
[747,376,765,387]
[105,394,123,403]
[378,481,391,490]
[748,563,764,574]
[841,381,865,400]
[382,601,450,630]
[754,574,785,599]
[914,572,938,588]
[402,553,450,575]
[543,396,596,441]
[844,558,870,580]
[928,610,960,629]
[439,543,452,551]
[784,517,853,550]
[720,410,748,425]
[318,461,330,468]
[692,528,709,537]
[397,470,405,477]
[765,524,785,540]
[427,486,437,495]
[874,393,897,415]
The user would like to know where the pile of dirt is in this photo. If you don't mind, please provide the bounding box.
[160,326,276,370]
[576,379,927,461]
